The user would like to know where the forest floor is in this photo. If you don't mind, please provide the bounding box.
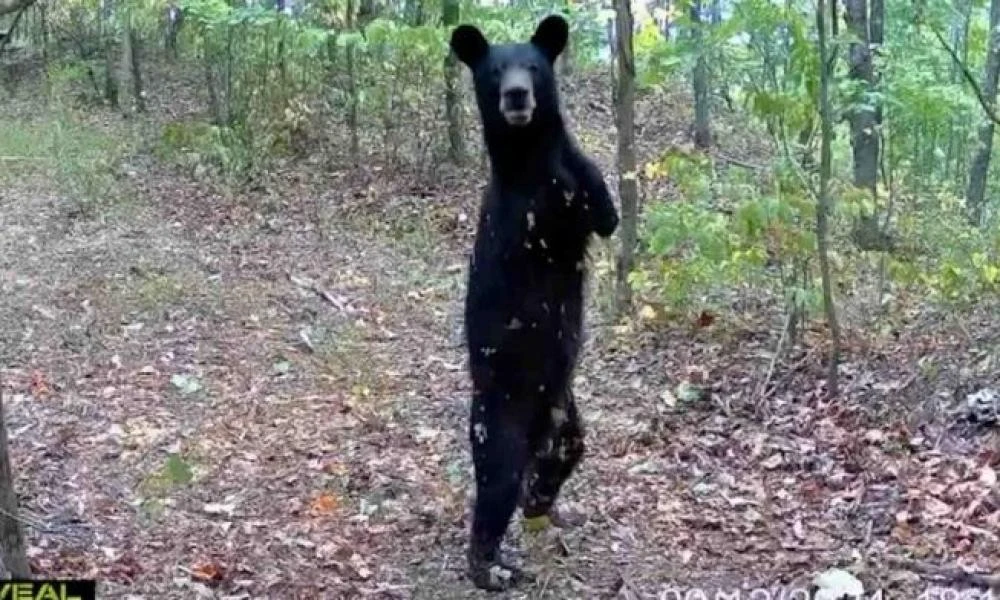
[1,62,999,600]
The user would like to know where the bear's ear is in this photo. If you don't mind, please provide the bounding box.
[531,14,568,63]
[451,24,489,68]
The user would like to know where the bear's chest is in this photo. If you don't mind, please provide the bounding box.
[494,186,590,260]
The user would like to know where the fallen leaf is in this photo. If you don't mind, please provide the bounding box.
[170,373,202,396]
[923,496,952,518]
[190,561,225,583]
[864,429,885,444]
[272,360,292,375]
[202,502,237,517]
[349,553,371,580]
[30,370,50,397]
[309,493,339,515]
[685,365,708,384]
[163,454,193,485]
[675,381,703,402]
[761,454,783,470]
[813,568,864,600]
[980,465,997,487]
[792,518,805,540]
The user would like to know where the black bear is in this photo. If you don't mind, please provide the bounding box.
[450,14,619,591]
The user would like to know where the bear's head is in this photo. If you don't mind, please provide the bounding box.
[450,15,568,131]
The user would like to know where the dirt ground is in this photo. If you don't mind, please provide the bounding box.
[1,63,998,599]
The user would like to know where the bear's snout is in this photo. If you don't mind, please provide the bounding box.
[499,67,536,126]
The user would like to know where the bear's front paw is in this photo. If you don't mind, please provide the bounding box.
[593,210,619,237]
[585,190,618,237]
[552,169,578,200]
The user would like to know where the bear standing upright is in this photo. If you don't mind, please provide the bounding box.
[450,15,619,591]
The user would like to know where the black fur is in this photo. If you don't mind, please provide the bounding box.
[451,14,618,591]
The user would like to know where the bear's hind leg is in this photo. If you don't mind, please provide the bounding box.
[468,390,535,591]
[521,388,586,528]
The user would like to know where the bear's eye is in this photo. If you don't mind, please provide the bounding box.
[527,64,539,73]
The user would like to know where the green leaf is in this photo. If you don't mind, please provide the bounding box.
[273,360,292,375]
[164,454,194,485]
[170,373,203,396]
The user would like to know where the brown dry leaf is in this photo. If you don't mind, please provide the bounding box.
[979,465,997,487]
[761,454,783,470]
[30,370,50,397]
[923,496,952,518]
[685,364,708,384]
[864,429,885,444]
[191,561,226,583]
[638,304,657,321]
[792,517,806,540]
[350,553,372,580]
[325,461,348,476]
[309,493,339,516]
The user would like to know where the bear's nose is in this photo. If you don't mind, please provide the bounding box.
[503,87,530,110]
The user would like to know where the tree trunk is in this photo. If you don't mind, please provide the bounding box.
[0,396,30,578]
[817,0,841,399]
[165,3,182,60]
[405,0,423,26]
[224,24,233,125]
[204,52,222,125]
[946,0,972,182]
[844,0,878,192]
[118,15,144,114]
[946,0,964,178]
[606,16,616,63]
[39,0,47,81]
[443,0,464,164]
[614,0,638,314]
[129,25,144,112]
[844,0,894,251]
[966,0,1000,227]
[690,0,711,148]
[560,37,573,78]
[659,0,672,40]
[102,0,118,107]
[346,0,360,163]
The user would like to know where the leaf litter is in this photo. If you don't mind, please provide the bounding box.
[0,69,997,600]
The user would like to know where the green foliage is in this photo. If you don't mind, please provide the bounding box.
[153,0,611,179]
[139,453,195,497]
[631,150,818,316]
[21,0,999,330]
[888,191,1000,306]
[155,119,254,179]
[0,113,129,218]
[623,0,999,327]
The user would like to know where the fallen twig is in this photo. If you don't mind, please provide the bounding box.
[713,151,766,171]
[287,271,349,311]
[886,555,1000,591]
[756,309,794,405]
[0,505,47,530]
[608,573,639,600]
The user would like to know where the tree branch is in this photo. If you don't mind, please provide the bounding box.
[929,24,1000,126]
[0,0,35,54]
[0,0,35,17]
[887,555,1000,592]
